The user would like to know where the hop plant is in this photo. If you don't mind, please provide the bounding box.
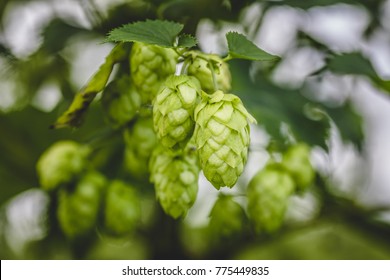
[194,90,256,189]
[247,164,295,233]
[281,143,315,191]
[209,194,246,238]
[123,117,158,180]
[187,52,231,93]
[101,75,141,127]
[36,141,89,191]
[153,75,201,150]
[57,171,106,238]
[130,42,178,103]
[149,145,199,219]
[104,180,140,235]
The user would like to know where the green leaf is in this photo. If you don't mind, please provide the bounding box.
[51,43,129,129]
[177,34,197,48]
[106,20,183,48]
[226,32,279,61]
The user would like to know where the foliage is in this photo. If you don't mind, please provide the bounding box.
[0,0,390,260]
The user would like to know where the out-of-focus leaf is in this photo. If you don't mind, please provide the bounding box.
[51,43,130,129]
[42,19,89,54]
[230,60,330,149]
[226,32,279,61]
[325,103,364,149]
[327,52,390,96]
[105,20,183,47]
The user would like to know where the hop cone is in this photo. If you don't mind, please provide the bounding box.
[37,141,89,191]
[104,180,140,235]
[247,164,295,233]
[194,90,256,189]
[149,145,199,219]
[209,194,246,238]
[101,75,141,127]
[57,171,106,238]
[130,42,178,103]
[187,52,231,93]
[123,117,158,180]
[153,75,201,150]
[281,143,315,191]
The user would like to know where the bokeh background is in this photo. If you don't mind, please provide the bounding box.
[1,0,390,259]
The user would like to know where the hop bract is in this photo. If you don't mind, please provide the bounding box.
[153,75,201,150]
[149,145,199,219]
[130,42,178,103]
[57,171,106,238]
[104,180,140,235]
[101,75,141,127]
[247,164,295,233]
[281,143,315,191]
[36,141,89,191]
[187,52,231,93]
[123,117,158,181]
[194,90,256,189]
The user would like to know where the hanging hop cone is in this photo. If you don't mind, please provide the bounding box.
[281,143,315,191]
[101,75,141,128]
[194,90,256,189]
[123,117,158,181]
[153,75,201,150]
[209,194,246,238]
[247,164,295,234]
[149,144,199,219]
[130,42,178,103]
[104,180,140,235]
[57,171,106,238]
[187,52,231,93]
[37,141,90,191]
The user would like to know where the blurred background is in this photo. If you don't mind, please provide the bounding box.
[1,0,390,259]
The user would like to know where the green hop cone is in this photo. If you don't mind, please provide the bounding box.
[194,90,256,189]
[209,194,246,238]
[101,75,141,127]
[187,52,231,93]
[130,42,178,103]
[247,164,295,233]
[153,75,201,150]
[37,141,89,191]
[104,180,140,235]
[123,117,158,180]
[281,143,315,191]
[57,171,106,238]
[149,145,199,219]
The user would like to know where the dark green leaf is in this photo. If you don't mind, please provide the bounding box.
[327,52,378,78]
[226,32,279,61]
[105,19,183,47]
[177,34,197,48]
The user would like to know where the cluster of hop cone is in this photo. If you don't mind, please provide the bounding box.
[37,42,315,238]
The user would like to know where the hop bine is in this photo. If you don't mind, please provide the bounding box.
[194,90,256,189]
[153,75,201,150]
[130,42,178,103]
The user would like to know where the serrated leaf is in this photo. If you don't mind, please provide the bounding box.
[51,43,129,129]
[177,34,197,48]
[226,32,279,61]
[106,20,183,48]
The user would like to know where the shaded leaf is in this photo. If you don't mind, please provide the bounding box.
[51,43,130,129]
[105,19,183,47]
[226,32,279,61]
